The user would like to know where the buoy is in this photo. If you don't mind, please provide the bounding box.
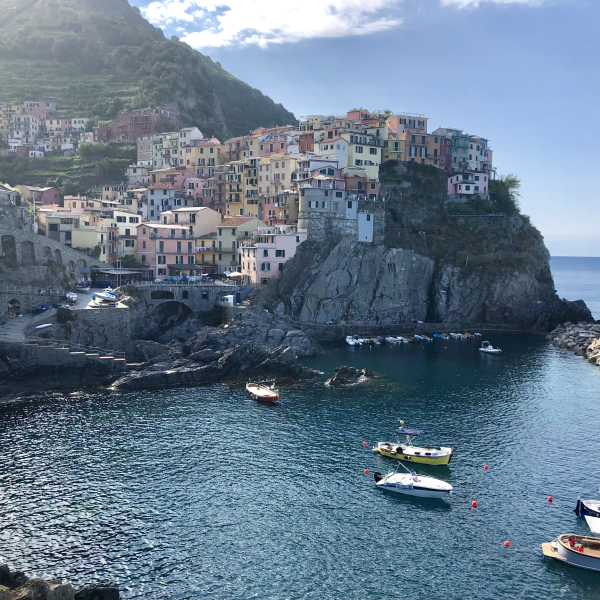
[269,437,272,440]
[364,469,369,475]
[484,465,489,470]
[548,496,553,502]
[471,501,478,508]
[504,541,511,547]
[400,420,404,424]
[577,547,584,553]
[363,441,368,446]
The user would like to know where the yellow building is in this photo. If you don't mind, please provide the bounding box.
[182,138,226,177]
[340,131,383,171]
[195,232,218,272]
[382,136,405,162]
[0,103,13,136]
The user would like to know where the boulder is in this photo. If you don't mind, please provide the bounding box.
[188,348,221,364]
[73,586,119,600]
[0,586,12,600]
[13,579,50,600]
[125,340,169,363]
[48,582,74,600]
[325,365,375,387]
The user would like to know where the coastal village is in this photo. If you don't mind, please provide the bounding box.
[1,101,495,284]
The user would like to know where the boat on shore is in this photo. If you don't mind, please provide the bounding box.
[373,462,453,499]
[479,341,502,354]
[246,380,279,402]
[373,426,453,466]
[542,534,600,572]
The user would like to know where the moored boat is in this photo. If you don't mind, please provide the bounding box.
[373,426,453,466]
[574,499,600,518]
[373,464,453,499]
[479,340,502,354]
[441,333,451,340]
[542,534,600,572]
[246,380,279,402]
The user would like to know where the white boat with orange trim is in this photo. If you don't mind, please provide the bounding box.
[542,534,600,572]
[246,380,279,402]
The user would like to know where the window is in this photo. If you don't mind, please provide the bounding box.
[278,263,284,271]
[370,183,376,190]
[409,147,416,157]
[475,175,480,181]
[321,201,327,208]
[158,256,166,264]
[276,249,285,257]
[129,217,138,223]
[465,185,471,191]
[177,242,181,252]
[347,201,353,209]
[125,240,134,247]
[116,216,126,223]
[355,146,363,153]
[158,268,166,275]
[366,214,371,222]
[261,262,271,271]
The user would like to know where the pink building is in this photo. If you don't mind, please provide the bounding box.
[16,185,60,205]
[239,225,307,285]
[136,223,198,279]
[257,132,288,157]
[93,108,178,143]
[22,101,47,120]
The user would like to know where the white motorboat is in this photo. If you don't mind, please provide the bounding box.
[246,380,279,402]
[346,335,358,346]
[449,333,461,339]
[414,334,424,341]
[95,291,117,301]
[66,292,77,303]
[474,332,482,337]
[75,283,90,293]
[441,333,451,340]
[543,534,600,572]
[479,341,502,354]
[373,464,453,499]
[399,337,411,343]
[421,335,432,342]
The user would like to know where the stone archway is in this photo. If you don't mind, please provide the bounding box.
[54,249,62,263]
[8,298,21,316]
[77,259,87,269]
[156,301,193,334]
[68,260,75,274]
[43,246,52,259]
[21,241,35,265]
[1,235,17,262]
[182,290,189,300]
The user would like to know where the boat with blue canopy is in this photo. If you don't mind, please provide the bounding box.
[373,423,453,466]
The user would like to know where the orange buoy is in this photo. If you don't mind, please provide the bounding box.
[548,496,553,502]
[504,541,511,547]
[484,465,489,470]
[363,441,368,446]
[471,501,478,508]
[364,469,369,475]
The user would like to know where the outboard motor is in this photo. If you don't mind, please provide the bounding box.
[373,472,383,483]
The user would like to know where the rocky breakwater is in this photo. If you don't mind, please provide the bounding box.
[325,366,376,387]
[0,564,118,600]
[548,321,600,366]
[111,307,320,391]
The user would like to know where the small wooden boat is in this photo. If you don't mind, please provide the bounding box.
[246,380,279,402]
[373,464,453,499]
[373,426,453,466]
[542,534,600,572]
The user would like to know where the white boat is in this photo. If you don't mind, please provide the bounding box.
[585,517,600,535]
[543,534,600,572]
[449,333,461,339]
[95,291,117,301]
[35,323,53,329]
[414,334,424,341]
[474,332,482,337]
[66,292,77,303]
[75,283,90,293]
[373,463,453,499]
[441,333,451,340]
[479,341,502,354]
[421,335,432,342]
[399,337,410,343]
[346,335,363,346]
[385,336,399,344]
[246,380,279,402]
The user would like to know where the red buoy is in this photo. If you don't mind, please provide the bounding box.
[484,465,489,470]
[363,441,368,446]
[471,501,478,508]
[548,496,553,502]
[504,541,511,547]
[364,469,369,475]
[577,547,584,553]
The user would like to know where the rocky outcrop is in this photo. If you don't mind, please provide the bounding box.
[325,366,375,387]
[111,342,319,391]
[180,306,319,357]
[548,321,600,365]
[0,565,118,600]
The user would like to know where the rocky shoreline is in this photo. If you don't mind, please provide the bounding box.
[548,321,600,366]
[0,564,118,600]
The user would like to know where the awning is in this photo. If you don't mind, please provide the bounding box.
[396,428,423,437]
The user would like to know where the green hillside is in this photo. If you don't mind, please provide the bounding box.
[0,0,296,138]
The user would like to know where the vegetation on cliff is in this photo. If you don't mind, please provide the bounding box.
[0,0,295,138]
[0,143,135,192]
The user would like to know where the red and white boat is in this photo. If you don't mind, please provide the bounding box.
[246,380,279,402]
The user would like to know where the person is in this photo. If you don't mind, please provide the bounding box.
[92,294,96,303]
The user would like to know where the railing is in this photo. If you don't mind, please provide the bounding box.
[23,337,126,359]
[0,285,66,296]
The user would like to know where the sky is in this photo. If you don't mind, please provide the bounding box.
[129,0,599,256]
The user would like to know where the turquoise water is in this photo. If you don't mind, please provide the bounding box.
[2,334,600,598]
[551,256,600,319]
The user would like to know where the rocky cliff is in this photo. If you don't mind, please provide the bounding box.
[274,162,591,331]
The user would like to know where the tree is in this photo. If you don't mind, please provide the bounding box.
[489,174,521,216]
[120,254,143,269]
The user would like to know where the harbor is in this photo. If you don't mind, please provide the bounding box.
[2,332,600,599]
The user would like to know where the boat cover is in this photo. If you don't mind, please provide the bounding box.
[396,427,424,436]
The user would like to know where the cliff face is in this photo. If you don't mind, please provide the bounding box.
[275,163,591,330]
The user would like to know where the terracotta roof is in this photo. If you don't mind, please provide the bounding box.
[219,217,256,227]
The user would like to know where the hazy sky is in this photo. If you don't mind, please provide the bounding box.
[130,0,599,256]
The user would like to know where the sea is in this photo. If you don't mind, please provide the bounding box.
[0,257,599,599]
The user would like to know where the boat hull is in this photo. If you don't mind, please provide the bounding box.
[575,499,600,518]
[374,443,453,466]
[543,536,600,572]
[375,472,453,499]
[246,383,279,402]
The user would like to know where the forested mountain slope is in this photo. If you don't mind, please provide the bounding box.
[0,0,295,138]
